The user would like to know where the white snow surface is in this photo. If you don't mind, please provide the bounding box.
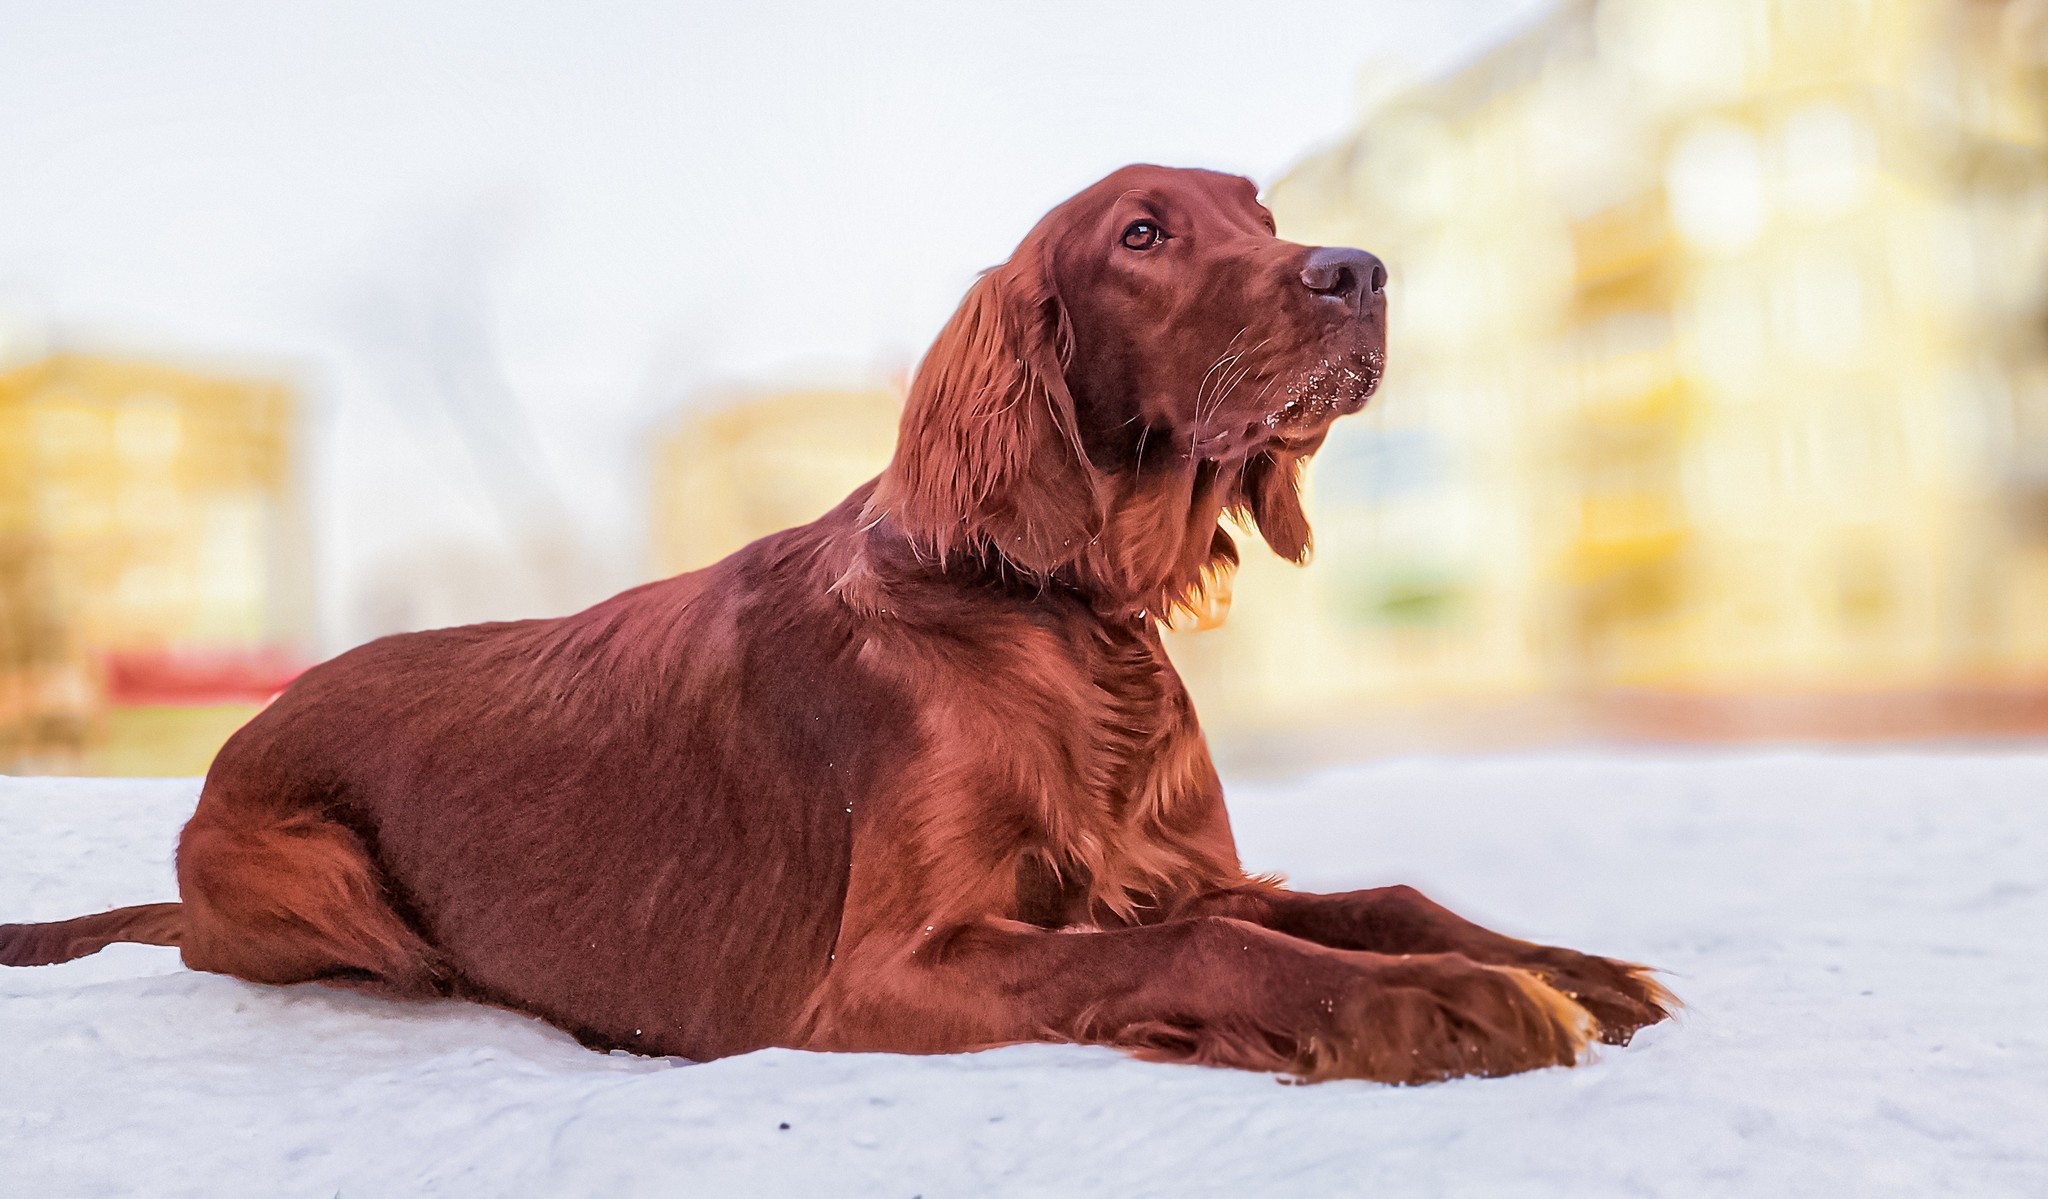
[4,752,2045,1197]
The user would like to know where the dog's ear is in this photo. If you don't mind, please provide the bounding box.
[1239,450,1312,563]
[875,249,1102,575]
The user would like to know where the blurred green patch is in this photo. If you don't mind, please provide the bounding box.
[1338,568,1466,627]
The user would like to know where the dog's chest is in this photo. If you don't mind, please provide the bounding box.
[1009,616,1214,922]
[1072,621,1181,817]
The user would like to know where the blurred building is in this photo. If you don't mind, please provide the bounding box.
[0,353,309,773]
[1170,0,2048,740]
[643,1,2048,750]
[652,386,902,574]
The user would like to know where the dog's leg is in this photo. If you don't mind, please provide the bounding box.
[174,801,447,999]
[803,915,1596,1084]
[1180,885,1674,1045]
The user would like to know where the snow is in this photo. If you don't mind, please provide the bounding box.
[4,752,2046,1197]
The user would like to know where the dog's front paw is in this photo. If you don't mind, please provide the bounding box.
[1515,947,1676,1045]
[1316,955,1599,1084]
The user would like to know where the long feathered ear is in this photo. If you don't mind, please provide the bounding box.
[1239,450,1312,563]
[873,252,1102,575]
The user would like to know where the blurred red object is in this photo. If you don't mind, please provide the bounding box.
[102,649,302,707]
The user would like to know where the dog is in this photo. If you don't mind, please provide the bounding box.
[2,166,1671,1083]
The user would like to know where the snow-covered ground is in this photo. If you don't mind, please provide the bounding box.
[4,752,2045,1197]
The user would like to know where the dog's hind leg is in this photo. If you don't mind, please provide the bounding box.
[174,798,447,999]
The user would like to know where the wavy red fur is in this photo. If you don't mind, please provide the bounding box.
[0,166,1671,1082]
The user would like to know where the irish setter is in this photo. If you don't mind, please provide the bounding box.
[2,166,1671,1083]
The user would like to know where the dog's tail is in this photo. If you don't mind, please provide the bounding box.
[0,903,184,967]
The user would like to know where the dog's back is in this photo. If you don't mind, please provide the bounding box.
[6,490,912,1061]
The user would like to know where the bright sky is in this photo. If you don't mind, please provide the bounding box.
[0,0,1551,646]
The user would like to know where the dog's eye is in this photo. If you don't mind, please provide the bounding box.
[1121,221,1165,251]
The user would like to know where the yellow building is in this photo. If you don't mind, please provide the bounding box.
[651,386,903,575]
[1183,0,2048,733]
[648,5,2048,745]
[0,353,310,772]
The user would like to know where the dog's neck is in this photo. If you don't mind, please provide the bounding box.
[853,451,1242,628]
[1057,454,1238,623]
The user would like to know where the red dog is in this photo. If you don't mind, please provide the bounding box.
[2,167,1670,1082]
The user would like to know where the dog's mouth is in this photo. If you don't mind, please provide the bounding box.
[1262,346,1383,440]
[1187,337,1384,460]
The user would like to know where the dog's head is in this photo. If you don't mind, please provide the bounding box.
[877,165,1386,603]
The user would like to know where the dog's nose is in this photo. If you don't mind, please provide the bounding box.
[1301,247,1387,309]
